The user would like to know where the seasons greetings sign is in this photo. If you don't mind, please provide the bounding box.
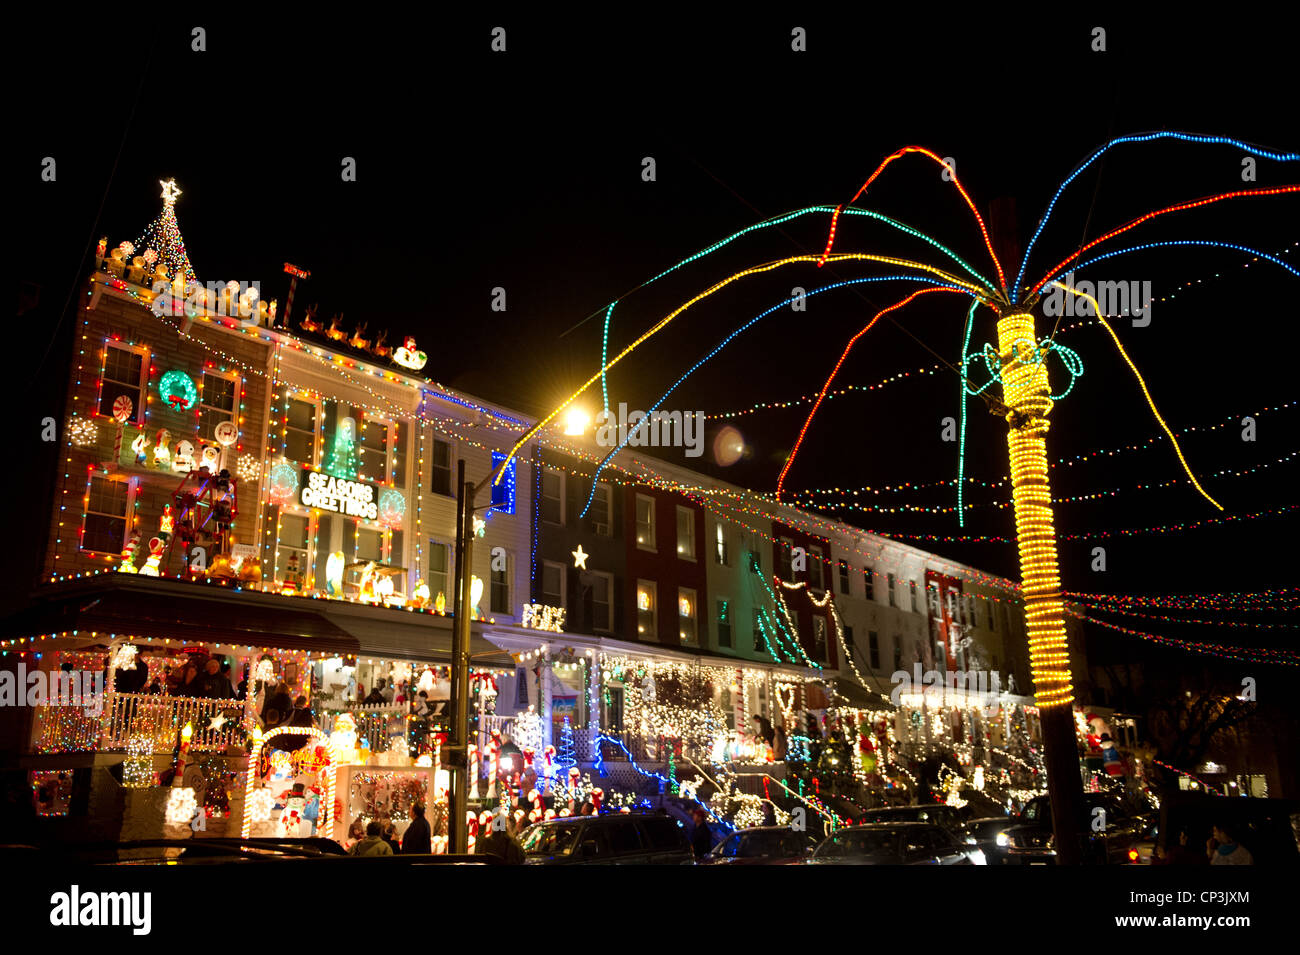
[299,469,379,520]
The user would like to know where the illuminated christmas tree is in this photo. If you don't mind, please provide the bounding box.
[326,414,358,479]
[557,716,577,772]
[134,178,197,285]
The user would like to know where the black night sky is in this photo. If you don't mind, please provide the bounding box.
[12,13,1298,677]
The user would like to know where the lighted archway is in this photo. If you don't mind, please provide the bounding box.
[241,725,336,841]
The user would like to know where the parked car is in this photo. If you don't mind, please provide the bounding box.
[808,823,986,865]
[700,826,818,865]
[855,804,969,834]
[961,816,1015,865]
[1000,793,1153,865]
[519,812,695,865]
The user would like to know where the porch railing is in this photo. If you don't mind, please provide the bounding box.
[100,693,248,752]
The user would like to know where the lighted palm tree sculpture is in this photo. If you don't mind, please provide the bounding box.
[493,133,1298,863]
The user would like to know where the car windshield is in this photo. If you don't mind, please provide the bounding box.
[969,819,1010,839]
[818,830,900,858]
[520,824,580,856]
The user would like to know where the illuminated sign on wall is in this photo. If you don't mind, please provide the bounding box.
[299,468,379,520]
[488,450,516,516]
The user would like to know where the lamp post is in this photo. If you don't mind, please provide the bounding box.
[446,456,513,854]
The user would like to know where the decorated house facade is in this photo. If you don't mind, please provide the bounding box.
[4,187,1113,842]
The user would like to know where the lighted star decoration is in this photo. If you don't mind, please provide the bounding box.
[160,178,182,205]
[571,545,589,569]
[207,713,228,732]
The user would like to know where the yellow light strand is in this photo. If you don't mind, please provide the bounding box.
[1052,282,1223,511]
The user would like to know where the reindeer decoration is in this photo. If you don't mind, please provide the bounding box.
[370,330,390,358]
[326,313,347,341]
[349,322,370,351]
[299,303,322,333]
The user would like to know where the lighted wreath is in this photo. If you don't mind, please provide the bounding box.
[157,370,198,411]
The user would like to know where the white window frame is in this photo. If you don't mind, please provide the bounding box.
[197,369,240,443]
[887,573,897,608]
[678,586,698,646]
[541,467,564,526]
[490,549,513,616]
[714,521,729,566]
[430,438,454,497]
[81,473,134,555]
[636,579,657,639]
[540,559,565,610]
[283,390,322,467]
[635,494,656,552]
[838,559,851,595]
[590,481,612,536]
[590,570,613,633]
[808,546,824,590]
[676,505,696,561]
[427,539,451,601]
[98,341,148,426]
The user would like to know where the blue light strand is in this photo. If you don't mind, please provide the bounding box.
[596,205,999,417]
[593,734,733,830]
[579,275,977,518]
[1044,240,1300,285]
[956,300,981,528]
[1015,132,1300,298]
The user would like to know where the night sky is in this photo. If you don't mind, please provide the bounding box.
[12,13,1297,674]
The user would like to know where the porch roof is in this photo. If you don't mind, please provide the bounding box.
[1,575,511,666]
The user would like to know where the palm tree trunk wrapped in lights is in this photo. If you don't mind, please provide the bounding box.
[996,306,1085,864]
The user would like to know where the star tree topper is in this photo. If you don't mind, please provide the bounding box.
[160,178,182,205]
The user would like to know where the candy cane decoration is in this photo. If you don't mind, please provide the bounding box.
[467,811,479,852]
[591,788,604,814]
[543,744,555,791]
[110,395,133,468]
[488,730,501,799]
[468,742,479,799]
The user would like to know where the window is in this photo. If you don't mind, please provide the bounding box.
[928,582,941,616]
[636,580,657,639]
[778,538,794,578]
[491,550,512,614]
[276,513,309,584]
[541,560,564,609]
[356,526,384,563]
[605,686,624,731]
[590,571,612,632]
[590,482,611,535]
[198,371,238,442]
[284,395,318,465]
[844,625,854,650]
[82,475,130,553]
[714,522,729,565]
[357,416,408,486]
[910,580,920,613]
[753,609,766,653]
[676,506,695,560]
[678,588,698,646]
[812,616,828,661]
[838,560,850,595]
[431,439,453,496]
[605,820,643,854]
[887,573,897,607]
[635,495,655,551]
[716,598,732,647]
[868,631,880,669]
[98,343,145,424]
[808,547,824,589]
[541,468,562,524]
[427,541,450,601]
[864,566,874,599]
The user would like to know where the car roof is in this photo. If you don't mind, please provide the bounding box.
[838,821,936,830]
